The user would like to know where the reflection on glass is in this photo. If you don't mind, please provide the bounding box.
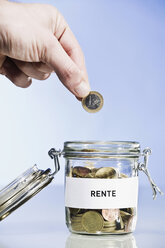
[66,233,137,248]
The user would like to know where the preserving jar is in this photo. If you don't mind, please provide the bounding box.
[0,141,162,235]
[49,141,162,235]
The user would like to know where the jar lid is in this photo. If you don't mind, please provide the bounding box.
[0,165,54,221]
[63,141,141,158]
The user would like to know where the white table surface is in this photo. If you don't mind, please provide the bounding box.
[0,184,164,248]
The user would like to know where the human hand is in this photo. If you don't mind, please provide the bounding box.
[0,0,90,98]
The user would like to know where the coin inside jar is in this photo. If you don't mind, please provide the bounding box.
[102,209,119,222]
[82,91,104,113]
[95,167,117,178]
[82,211,104,233]
[72,166,91,177]
[66,164,136,234]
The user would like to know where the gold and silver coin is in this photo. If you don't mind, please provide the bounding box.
[82,91,104,113]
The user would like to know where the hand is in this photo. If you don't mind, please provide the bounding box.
[0,0,90,98]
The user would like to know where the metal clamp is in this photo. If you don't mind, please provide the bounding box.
[138,148,163,200]
[48,148,62,176]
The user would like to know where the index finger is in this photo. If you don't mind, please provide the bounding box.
[58,26,90,90]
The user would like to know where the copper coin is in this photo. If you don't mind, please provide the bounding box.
[102,209,119,222]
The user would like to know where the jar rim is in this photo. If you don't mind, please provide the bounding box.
[63,141,141,158]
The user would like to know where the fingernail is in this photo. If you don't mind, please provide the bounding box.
[27,77,32,84]
[43,73,50,79]
[74,81,90,98]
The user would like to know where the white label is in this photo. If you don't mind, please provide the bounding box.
[65,177,138,209]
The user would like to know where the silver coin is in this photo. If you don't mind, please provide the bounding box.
[82,91,104,113]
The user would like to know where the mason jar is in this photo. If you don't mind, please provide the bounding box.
[52,141,161,235]
[0,140,162,235]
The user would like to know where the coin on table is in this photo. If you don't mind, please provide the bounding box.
[82,91,104,113]
[82,211,104,233]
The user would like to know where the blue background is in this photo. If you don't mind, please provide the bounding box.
[0,1,165,247]
[0,0,164,192]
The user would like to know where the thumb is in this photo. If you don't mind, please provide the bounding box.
[42,35,90,98]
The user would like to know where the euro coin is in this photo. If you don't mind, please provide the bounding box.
[72,166,91,177]
[71,218,82,223]
[103,228,125,234]
[120,210,132,221]
[84,172,96,178]
[102,209,119,222]
[125,207,134,215]
[124,215,133,232]
[69,208,81,216]
[102,226,116,233]
[103,220,116,228]
[82,211,104,233]
[95,167,117,178]
[71,222,84,231]
[119,173,128,178]
[82,91,104,113]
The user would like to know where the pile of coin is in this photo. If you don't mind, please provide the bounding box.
[69,207,134,234]
[72,166,118,179]
[67,166,135,234]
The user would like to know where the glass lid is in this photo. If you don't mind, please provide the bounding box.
[0,165,54,221]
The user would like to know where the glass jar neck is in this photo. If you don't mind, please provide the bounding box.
[63,141,141,159]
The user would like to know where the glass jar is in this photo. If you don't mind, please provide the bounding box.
[49,141,162,235]
[0,165,54,221]
[0,140,162,235]
[62,141,139,234]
